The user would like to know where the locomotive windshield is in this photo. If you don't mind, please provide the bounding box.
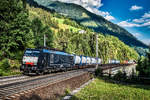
[24,50,40,57]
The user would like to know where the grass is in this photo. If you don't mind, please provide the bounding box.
[71,78,150,100]
[0,69,22,76]
[53,17,82,32]
[52,17,65,24]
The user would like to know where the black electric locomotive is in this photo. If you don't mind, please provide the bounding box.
[20,49,74,74]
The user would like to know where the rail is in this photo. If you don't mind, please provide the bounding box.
[0,68,94,100]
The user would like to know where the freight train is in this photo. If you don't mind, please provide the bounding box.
[20,48,133,75]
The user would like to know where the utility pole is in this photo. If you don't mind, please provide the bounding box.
[96,33,99,69]
[44,34,46,47]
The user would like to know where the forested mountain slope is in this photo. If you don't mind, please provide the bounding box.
[27,0,148,48]
[27,4,139,63]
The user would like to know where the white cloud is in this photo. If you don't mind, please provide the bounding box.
[118,20,150,27]
[133,19,144,23]
[104,15,115,20]
[118,11,150,28]
[142,21,150,26]
[141,39,150,45]
[95,11,115,20]
[52,0,115,21]
[142,12,150,18]
[98,11,109,16]
[85,8,115,21]
[130,5,143,11]
[52,0,103,10]
[133,33,142,38]
[118,21,140,27]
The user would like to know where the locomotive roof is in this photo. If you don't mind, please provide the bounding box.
[25,48,72,56]
[43,49,72,56]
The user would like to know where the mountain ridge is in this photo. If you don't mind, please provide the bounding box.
[27,0,148,48]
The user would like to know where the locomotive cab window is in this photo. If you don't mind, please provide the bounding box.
[24,50,40,57]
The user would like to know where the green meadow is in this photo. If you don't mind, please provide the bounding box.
[71,78,150,100]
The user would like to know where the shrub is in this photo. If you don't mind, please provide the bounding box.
[65,88,71,96]
[9,60,21,70]
[0,59,11,71]
[0,69,3,76]
[95,68,103,76]
[113,71,127,81]
[136,51,150,77]
[0,51,3,60]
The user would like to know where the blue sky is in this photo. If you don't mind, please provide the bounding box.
[99,0,150,45]
[53,0,150,45]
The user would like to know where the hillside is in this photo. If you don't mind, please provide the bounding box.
[27,4,138,63]
[27,0,148,48]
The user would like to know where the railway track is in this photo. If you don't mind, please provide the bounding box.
[0,64,133,99]
[0,75,29,86]
[0,68,94,100]
[0,75,27,82]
